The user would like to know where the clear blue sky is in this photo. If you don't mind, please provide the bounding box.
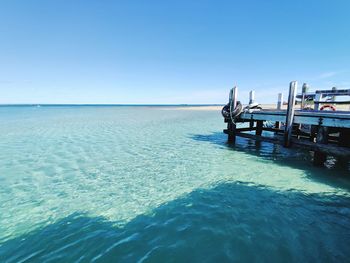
[1,0,349,104]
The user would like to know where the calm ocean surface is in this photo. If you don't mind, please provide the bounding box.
[0,106,349,262]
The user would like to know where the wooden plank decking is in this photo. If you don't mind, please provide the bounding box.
[239,110,350,128]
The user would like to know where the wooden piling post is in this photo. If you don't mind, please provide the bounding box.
[249,91,255,132]
[339,128,350,147]
[337,127,350,166]
[227,122,236,143]
[231,86,238,110]
[275,93,283,130]
[298,83,309,139]
[249,119,254,130]
[284,81,297,147]
[228,87,233,105]
[310,125,317,142]
[256,121,263,136]
[301,83,309,109]
[249,90,255,105]
[227,86,238,143]
[313,126,329,166]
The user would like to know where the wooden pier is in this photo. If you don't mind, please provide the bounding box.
[222,81,350,166]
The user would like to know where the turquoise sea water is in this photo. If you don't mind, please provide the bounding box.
[0,106,349,262]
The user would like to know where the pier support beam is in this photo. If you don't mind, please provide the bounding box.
[313,126,329,166]
[284,81,297,147]
[310,125,317,142]
[339,128,350,147]
[337,128,350,166]
[256,120,263,136]
[227,122,236,143]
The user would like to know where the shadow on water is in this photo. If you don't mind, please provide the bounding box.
[189,132,350,189]
[1,182,350,262]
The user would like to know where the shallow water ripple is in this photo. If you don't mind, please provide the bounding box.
[0,106,349,262]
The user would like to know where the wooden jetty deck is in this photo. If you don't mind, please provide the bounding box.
[222,81,350,166]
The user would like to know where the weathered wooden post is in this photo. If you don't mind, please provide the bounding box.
[310,125,317,142]
[256,121,263,136]
[275,93,283,130]
[249,90,255,129]
[301,83,309,109]
[231,86,238,111]
[251,92,262,135]
[297,83,309,139]
[336,127,350,166]
[339,128,350,147]
[313,126,329,166]
[249,90,255,105]
[284,81,297,147]
[227,86,238,143]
